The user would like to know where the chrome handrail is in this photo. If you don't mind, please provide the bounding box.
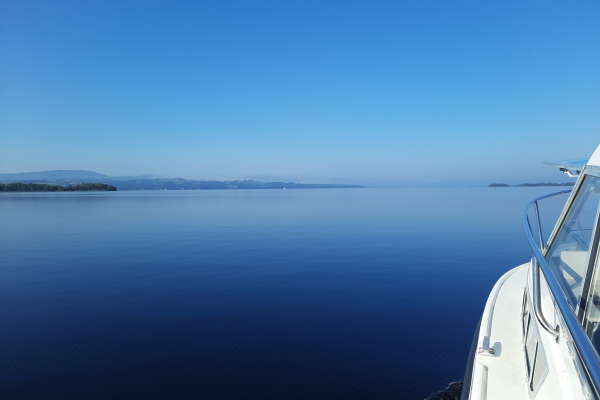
[524,190,600,396]
[531,256,560,338]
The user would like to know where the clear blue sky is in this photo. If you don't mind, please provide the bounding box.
[2,0,599,184]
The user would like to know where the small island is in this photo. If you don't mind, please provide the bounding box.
[488,182,574,188]
[0,183,117,192]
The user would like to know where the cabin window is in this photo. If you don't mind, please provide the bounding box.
[581,222,600,351]
[522,291,548,392]
[582,273,600,353]
[545,176,600,311]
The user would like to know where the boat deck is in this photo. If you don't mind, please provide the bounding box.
[465,262,592,400]
[467,264,529,399]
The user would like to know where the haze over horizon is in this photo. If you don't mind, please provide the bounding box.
[0,167,583,187]
[2,1,599,185]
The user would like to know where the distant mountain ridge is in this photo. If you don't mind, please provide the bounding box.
[0,170,363,190]
[0,170,108,181]
[488,182,575,187]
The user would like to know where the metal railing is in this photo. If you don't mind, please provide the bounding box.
[524,189,600,397]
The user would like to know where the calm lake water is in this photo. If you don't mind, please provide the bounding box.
[0,187,567,399]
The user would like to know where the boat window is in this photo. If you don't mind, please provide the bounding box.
[583,271,600,353]
[581,221,600,352]
[530,338,549,392]
[522,291,548,392]
[545,176,600,311]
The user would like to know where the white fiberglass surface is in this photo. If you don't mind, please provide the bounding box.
[546,175,600,311]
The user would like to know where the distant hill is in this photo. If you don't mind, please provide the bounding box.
[0,170,108,181]
[488,182,575,187]
[0,170,363,190]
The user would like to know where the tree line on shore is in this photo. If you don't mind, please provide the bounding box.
[0,183,117,192]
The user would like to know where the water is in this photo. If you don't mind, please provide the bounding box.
[0,187,566,399]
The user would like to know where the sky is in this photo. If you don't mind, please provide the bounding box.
[1,0,599,185]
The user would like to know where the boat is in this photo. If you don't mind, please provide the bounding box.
[461,145,600,399]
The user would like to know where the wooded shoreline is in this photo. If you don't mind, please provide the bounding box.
[0,183,117,192]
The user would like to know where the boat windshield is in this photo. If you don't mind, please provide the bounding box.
[545,175,600,312]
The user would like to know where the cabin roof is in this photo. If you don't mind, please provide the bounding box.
[546,145,600,177]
